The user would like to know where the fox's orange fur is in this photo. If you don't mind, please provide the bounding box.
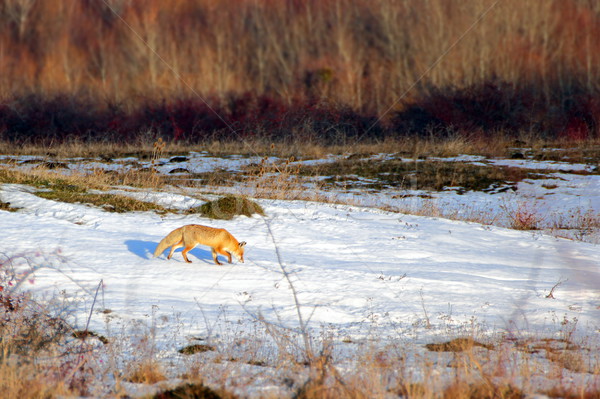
[153,224,246,265]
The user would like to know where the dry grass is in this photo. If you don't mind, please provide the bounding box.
[0,362,70,399]
[553,209,600,242]
[278,332,600,398]
[500,199,544,230]
[441,381,524,399]
[243,156,328,201]
[0,261,87,397]
[125,360,167,385]
[0,134,578,160]
[531,140,600,164]
[1,327,595,399]
[0,159,164,190]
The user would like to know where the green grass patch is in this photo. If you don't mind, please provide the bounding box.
[189,195,264,219]
[0,167,169,213]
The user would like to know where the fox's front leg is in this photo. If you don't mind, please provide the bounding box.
[219,248,232,264]
[211,248,223,265]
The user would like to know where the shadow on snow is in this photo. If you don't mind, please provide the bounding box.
[125,239,215,263]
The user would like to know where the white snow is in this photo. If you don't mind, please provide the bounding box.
[1,182,598,342]
[488,158,597,173]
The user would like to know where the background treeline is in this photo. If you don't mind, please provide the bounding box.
[0,0,599,143]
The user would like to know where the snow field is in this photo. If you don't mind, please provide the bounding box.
[1,184,598,351]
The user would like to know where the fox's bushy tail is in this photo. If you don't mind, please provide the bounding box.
[153,227,183,257]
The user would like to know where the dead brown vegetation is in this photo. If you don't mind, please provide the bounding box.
[1,0,599,111]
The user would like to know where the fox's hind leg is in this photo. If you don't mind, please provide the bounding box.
[167,239,184,260]
[182,245,195,263]
[211,248,223,265]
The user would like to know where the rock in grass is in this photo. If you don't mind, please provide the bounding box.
[189,195,264,220]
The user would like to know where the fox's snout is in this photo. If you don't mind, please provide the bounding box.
[235,252,244,263]
[237,241,246,263]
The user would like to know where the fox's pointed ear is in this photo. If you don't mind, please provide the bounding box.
[239,241,246,248]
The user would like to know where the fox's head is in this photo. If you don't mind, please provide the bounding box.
[232,241,246,263]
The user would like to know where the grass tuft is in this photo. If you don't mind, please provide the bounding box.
[125,360,167,385]
[190,195,264,220]
[442,381,524,399]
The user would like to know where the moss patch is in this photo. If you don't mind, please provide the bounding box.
[30,178,167,213]
[189,195,264,220]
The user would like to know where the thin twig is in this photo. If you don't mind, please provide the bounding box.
[263,217,314,362]
[546,278,567,299]
[64,279,104,386]
[420,288,432,329]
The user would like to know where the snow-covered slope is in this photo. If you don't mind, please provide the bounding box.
[1,183,598,351]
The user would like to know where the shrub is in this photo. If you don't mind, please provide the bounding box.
[0,254,82,397]
[1,83,599,146]
[390,81,600,140]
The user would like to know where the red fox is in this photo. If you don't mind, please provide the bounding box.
[153,224,246,265]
